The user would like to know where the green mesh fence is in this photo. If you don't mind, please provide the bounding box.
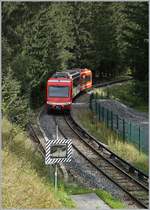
[90,98,148,154]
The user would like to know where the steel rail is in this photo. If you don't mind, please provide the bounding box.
[67,113,148,189]
[27,123,45,157]
[74,79,148,181]
[54,114,148,209]
[70,111,149,183]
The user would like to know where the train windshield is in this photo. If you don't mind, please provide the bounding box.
[48,86,69,97]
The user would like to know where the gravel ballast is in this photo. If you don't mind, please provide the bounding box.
[39,107,140,208]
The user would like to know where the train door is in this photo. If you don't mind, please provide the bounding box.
[72,76,80,97]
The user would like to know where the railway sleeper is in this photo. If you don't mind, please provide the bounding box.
[130,192,148,199]
[115,182,139,190]
[114,178,129,183]
[113,177,126,181]
[132,191,148,197]
[127,187,145,192]
[98,165,113,171]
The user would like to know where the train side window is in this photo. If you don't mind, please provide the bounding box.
[81,75,86,84]
[86,75,91,82]
[73,77,80,87]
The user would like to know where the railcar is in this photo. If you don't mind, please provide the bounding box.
[46,68,92,113]
[80,68,92,91]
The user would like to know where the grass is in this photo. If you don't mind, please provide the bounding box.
[63,184,126,209]
[94,81,148,113]
[2,117,127,209]
[77,110,149,174]
[2,117,75,208]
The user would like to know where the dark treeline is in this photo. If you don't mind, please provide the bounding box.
[2,2,148,126]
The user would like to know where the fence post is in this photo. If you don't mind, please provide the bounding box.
[97,103,99,121]
[99,104,101,120]
[111,111,113,129]
[102,107,105,121]
[116,115,119,129]
[98,104,100,121]
[107,109,109,127]
[129,122,132,140]
[95,92,98,99]
[89,94,91,110]
[107,87,109,98]
[102,91,104,99]
[104,107,106,123]
[95,100,98,116]
[139,126,141,153]
[96,100,97,115]
[123,119,125,141]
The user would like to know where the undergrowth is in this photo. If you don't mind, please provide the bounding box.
[63,184,126,209]
[77,110,148,174]
[94,81,148,113]
[2,117,75,208]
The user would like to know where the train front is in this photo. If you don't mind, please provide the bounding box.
[46,78,72,113]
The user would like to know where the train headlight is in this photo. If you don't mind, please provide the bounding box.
[65,102,71,105]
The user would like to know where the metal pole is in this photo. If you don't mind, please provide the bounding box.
[139,126,141,153]
[107,109,109,128]
[123,119,125,141]
[55,125,58,191]
[56,124,58,140]
[54,164,58,192]
[111,111,113,129]
[116,115,118,129]
[130,122,131,140]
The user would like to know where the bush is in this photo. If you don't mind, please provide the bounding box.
[2,117,75,208]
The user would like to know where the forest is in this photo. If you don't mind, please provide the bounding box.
[2,2,148,126]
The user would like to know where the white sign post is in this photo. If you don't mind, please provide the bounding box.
[54,164,58,192]
[55,124,58,192]
[45,125,72,192]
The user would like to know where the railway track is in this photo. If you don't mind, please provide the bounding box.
[27,122,45,157]
[28,78,148,209]
[53,113,149,209]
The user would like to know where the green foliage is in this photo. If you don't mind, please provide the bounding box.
[2,68,30,126]
[132,80,148,103]
[94,81,148,112]
[95,190,126,209]
[77,110,148,174]
[2,36,13,77]
[91,3,121,78]
[63,184,126,209]
[121,3,148,100]
[2,2,148,126]
[2,117,75,208]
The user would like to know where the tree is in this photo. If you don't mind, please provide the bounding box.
[122,2,148,101]
[90,2,121,78]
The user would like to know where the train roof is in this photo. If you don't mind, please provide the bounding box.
[52,69,80,79]
[51,72,69,78]
[51,68,91,79]
[47,78,72,84]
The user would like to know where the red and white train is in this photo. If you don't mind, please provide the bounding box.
[46,68,92,113]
